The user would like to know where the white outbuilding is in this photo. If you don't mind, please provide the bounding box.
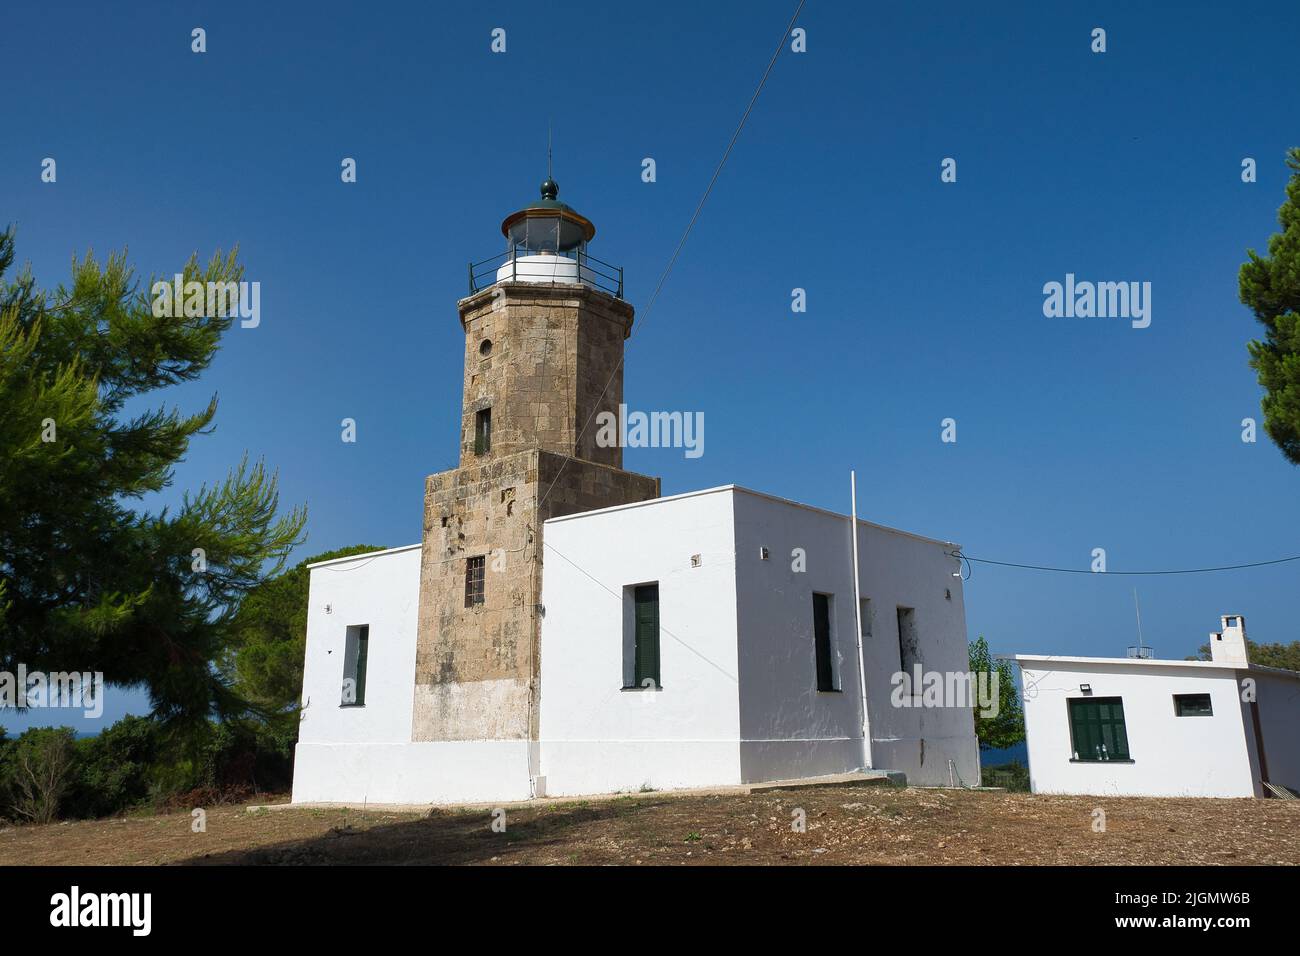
[1015,615,1300,798]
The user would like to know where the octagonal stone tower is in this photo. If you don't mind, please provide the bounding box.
[413,178,660,751]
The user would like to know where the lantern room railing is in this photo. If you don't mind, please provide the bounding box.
[468,245,624,299]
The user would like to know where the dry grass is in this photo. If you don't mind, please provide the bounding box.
[0,786,1296,866]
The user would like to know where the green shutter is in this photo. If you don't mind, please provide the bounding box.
[634,584,660,688]
[1068,697,1129,760]
[813,593,834,691]
[354,625,369,706]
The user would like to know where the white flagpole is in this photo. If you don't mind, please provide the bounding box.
[850,470,871,769]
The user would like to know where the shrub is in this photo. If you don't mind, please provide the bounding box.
[66,715,161,818]
[3,727,78,824]
[983,761,1030,792]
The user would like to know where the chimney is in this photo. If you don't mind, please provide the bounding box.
[1209,614,1249,666]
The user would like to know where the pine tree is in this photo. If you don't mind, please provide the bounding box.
[1242,148,1300,464]
[0,227,305,726]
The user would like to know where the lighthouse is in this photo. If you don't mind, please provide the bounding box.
[412,177,661,751]
[292,179,981,806]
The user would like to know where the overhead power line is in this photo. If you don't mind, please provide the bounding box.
[952,550,1300,576]
[537,0,806,514]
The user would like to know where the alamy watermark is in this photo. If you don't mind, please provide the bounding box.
[890,665,1000,717]
[50,886,150,936]
[0,666,104,718]
[1042,273,1151,329]
[595,403,704,459]
[151,275,260,328]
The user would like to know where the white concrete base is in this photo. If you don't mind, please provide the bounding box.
[872,733,982,788]
[738,738,864,784]
[539,740,743,797]
[291,741,533,805]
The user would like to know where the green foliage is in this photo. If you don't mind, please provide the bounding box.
[1190,638,1300,670]
[223,544,385,715]
[1241,148,1300,463]
[0,226,306,725]
[968,635,1025,751]
[67,715,160,818]
[982,761,1030,792]
[0,714,297,822]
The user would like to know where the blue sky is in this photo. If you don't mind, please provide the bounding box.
[4,0,1300,732]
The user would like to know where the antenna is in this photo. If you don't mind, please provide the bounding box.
[1128,588,1152,658]
[547,120,553,179]
[1133,588,1144,647]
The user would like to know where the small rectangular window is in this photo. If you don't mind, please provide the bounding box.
[1068,696,1130,761]
[474,407,492,455]
[630,583,660,689]
[813,593,837,691]
[1174,693,1213,717]
[341,624,369,706]
[465,555,485,607]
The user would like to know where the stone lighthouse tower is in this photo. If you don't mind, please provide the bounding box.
[413,177,660,748]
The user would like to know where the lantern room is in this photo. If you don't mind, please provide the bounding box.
[469,178,624,298]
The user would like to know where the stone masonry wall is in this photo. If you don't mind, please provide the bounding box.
[456,282,633,471]
[413,449,659,742]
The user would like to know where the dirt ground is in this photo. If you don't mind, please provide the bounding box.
[1,785,1296,866]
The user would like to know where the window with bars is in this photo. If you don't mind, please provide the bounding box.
[465,555,485,607]
[1068,696,1130,761]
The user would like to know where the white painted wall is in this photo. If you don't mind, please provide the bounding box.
[1018,658,1258,797]
[538,488,743,796]
[296,546,422,746]
[848,505,979,787]
[732,490,869,783]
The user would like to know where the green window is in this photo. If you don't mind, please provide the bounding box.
[1068,696,1130,761]
[474,407,492,455]
[633,583,660,688]
[813,593,836,691]
[1174,693,1213,717]
[342,624,369,706]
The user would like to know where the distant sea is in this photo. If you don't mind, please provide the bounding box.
[981,741,1028,766]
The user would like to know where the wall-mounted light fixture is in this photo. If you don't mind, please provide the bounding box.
[1079,683,1092,693]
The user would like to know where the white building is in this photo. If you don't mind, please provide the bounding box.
[291,485,982,805]
[1015,615,1300,798]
